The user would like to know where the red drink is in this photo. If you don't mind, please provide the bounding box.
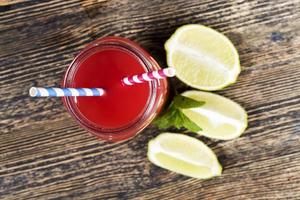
[73,47,150,129]
[62,37,167,141]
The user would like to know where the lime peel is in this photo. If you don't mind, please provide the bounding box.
[148,133,222,179]
[165,24,241,91]
[182,90,248,140]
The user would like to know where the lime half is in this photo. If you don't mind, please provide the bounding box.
[148,133,222,179]
[182,90,248,140]
[165,24,240,90]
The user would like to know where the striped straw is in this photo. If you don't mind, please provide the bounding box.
[122,67,176,86]
[29,87,105,97]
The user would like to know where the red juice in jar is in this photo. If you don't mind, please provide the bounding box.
[62,37,168,142]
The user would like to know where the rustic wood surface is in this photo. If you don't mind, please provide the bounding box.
[1,0,300,199]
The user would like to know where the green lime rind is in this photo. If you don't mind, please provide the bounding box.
[165,24,241,91]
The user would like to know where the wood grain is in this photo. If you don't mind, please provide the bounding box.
[1,0,300,199]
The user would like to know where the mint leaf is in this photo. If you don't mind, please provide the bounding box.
[153,94,204,132]
[178,110,202,132]
[153,108,177,129]
[173,95,205,109]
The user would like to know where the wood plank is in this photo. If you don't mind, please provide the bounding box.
[0,0,300,199]
[0,0,28,6]
[1,10,300,133]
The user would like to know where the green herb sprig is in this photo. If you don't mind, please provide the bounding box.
[153,95,205,132]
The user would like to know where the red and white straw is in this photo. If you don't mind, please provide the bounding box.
[122,67,176,86]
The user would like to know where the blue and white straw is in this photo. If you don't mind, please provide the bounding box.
[29,87,105,97]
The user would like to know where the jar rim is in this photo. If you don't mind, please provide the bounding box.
[62,37,167,141]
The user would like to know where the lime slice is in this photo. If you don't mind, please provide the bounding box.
[181,90,247,140]
[165,24,240,90]
[148,133,222,179]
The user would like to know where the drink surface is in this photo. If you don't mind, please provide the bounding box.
[71,47,151,129]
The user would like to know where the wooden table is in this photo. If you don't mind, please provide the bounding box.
[1,0,300,199]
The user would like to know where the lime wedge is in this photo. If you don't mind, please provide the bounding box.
[148,133,222,179]
[181,90,247,140]
[165,24,240,90]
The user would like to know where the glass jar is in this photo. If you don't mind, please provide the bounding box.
[62,37,168,142]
